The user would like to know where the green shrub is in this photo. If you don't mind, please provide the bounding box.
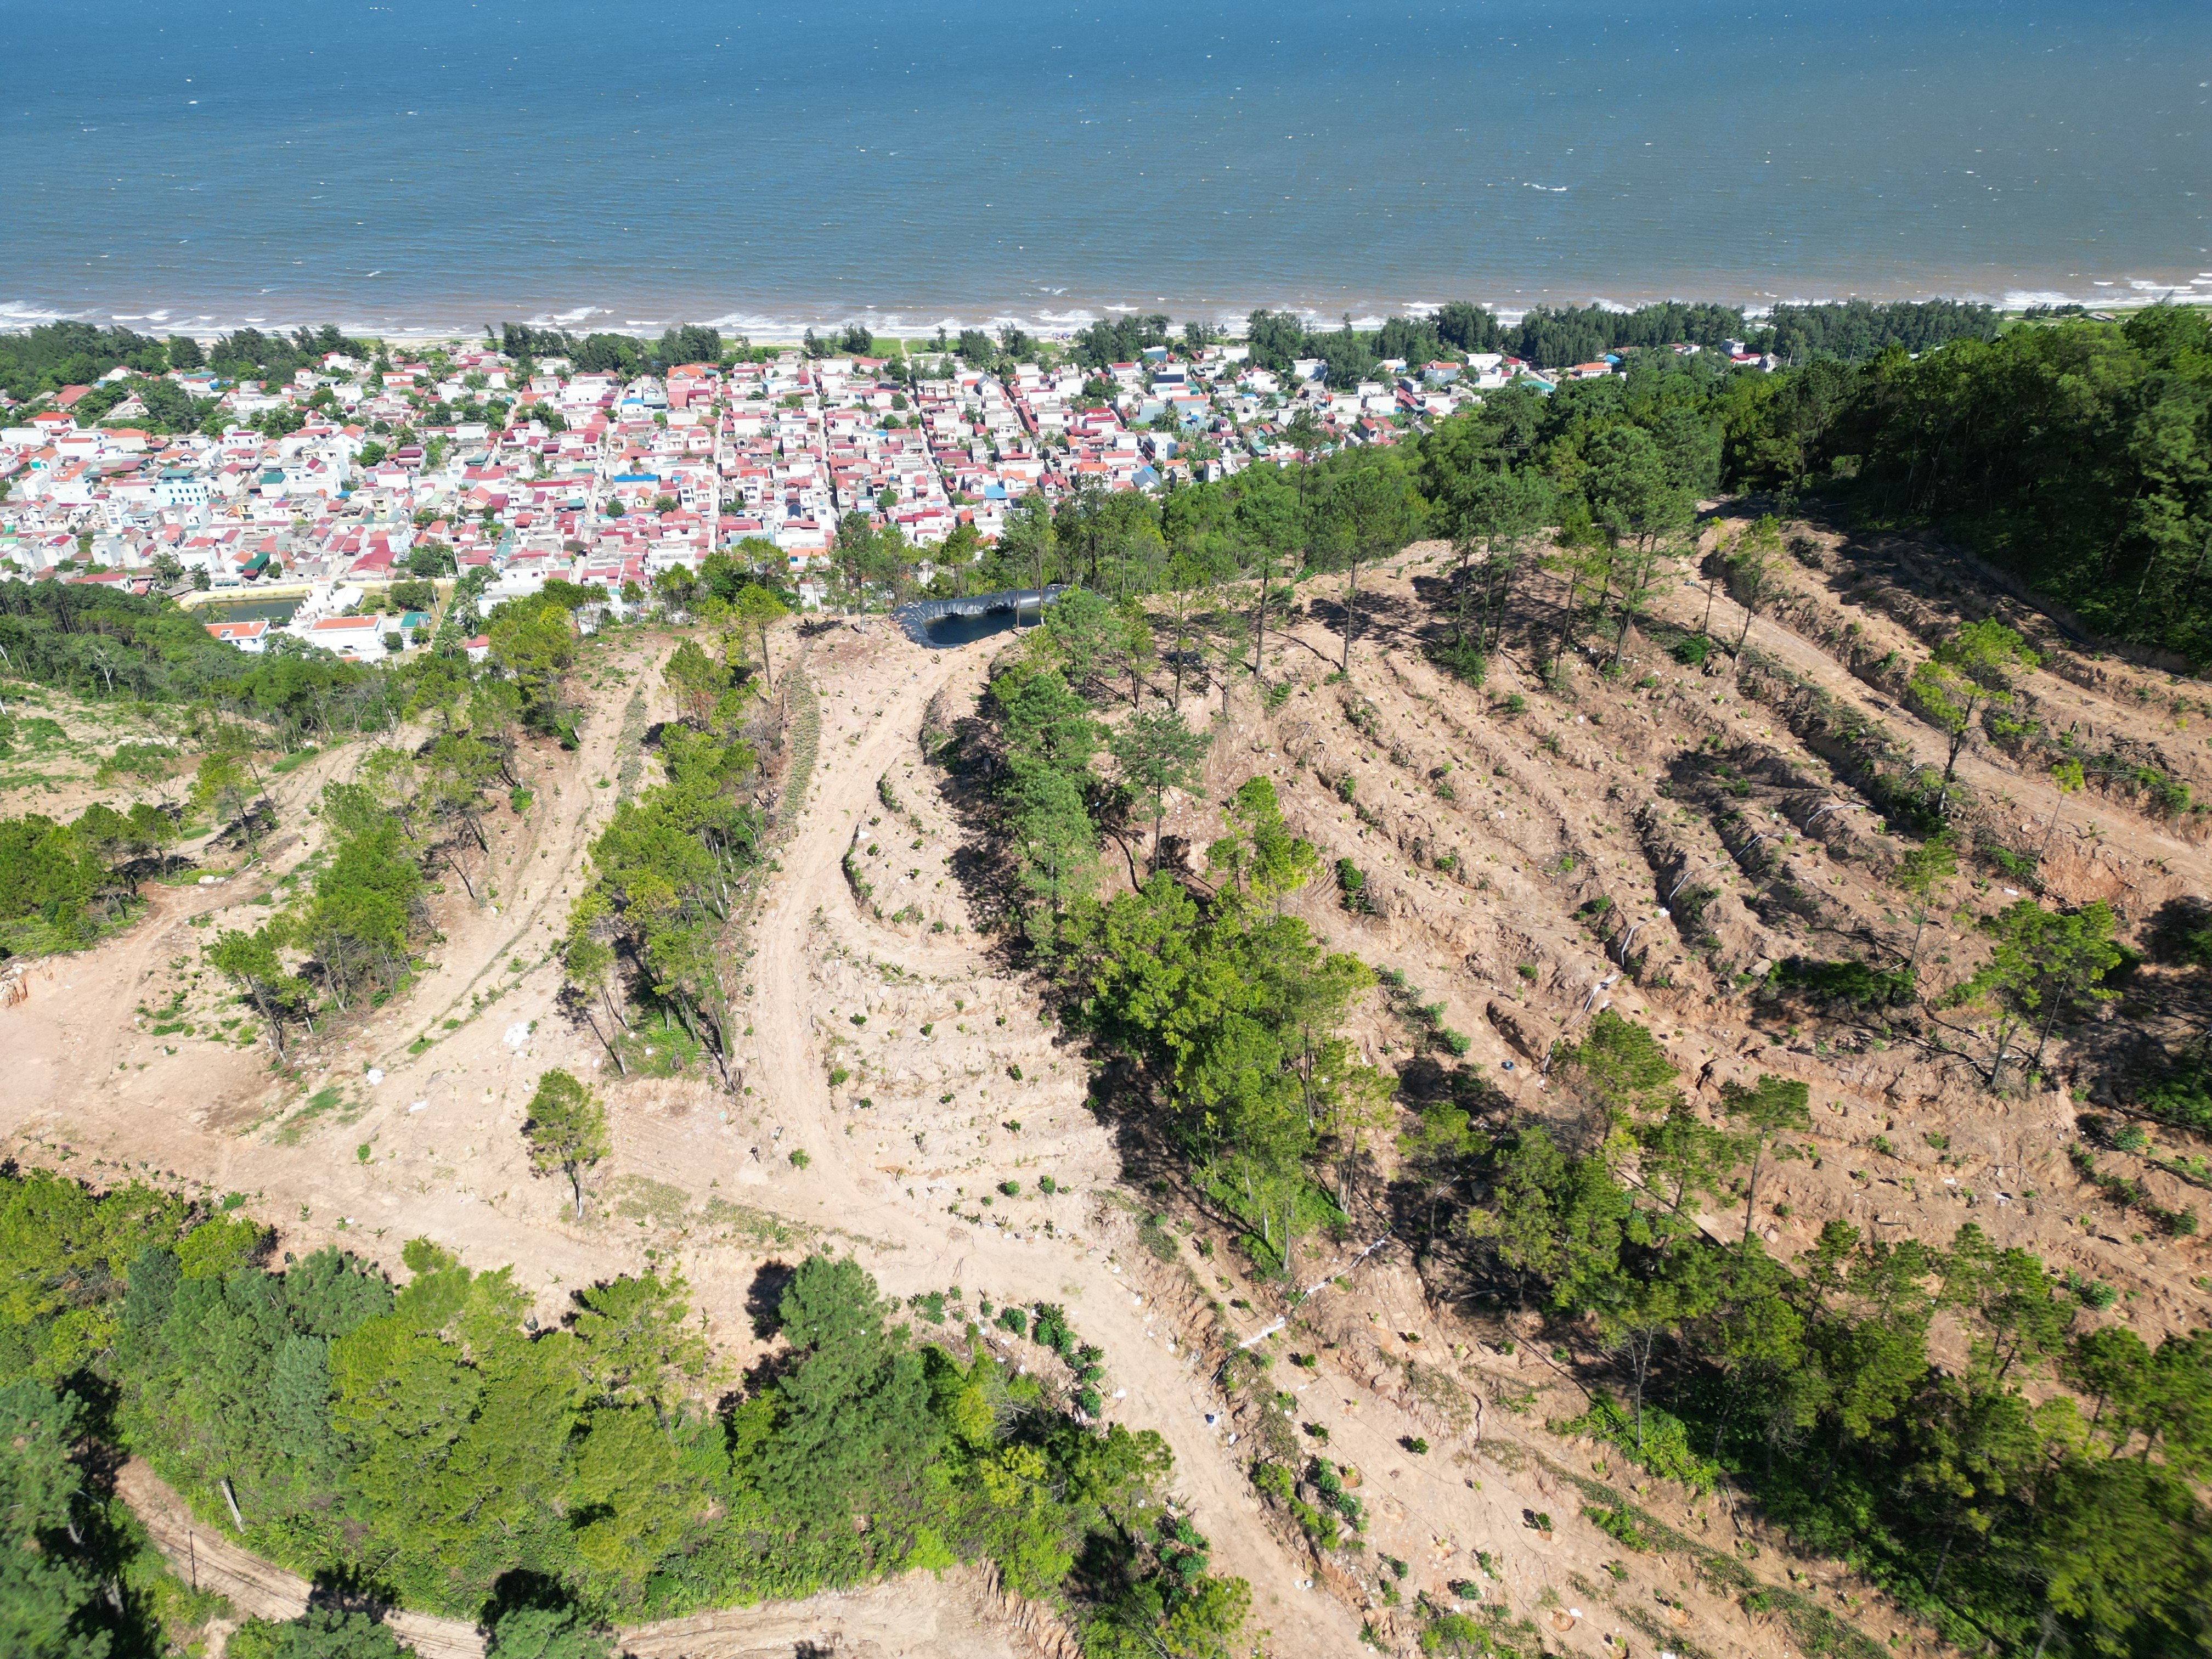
[1584,1503,1650,1551]
[1427,638,1487,687]
[1560,1398,1719,1494]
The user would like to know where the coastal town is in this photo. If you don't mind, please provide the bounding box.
[0,322,1778,655]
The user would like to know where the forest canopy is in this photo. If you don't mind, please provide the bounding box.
[0,1170,1251,1659]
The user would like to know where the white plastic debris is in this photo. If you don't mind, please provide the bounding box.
[503,1021,532,1050]
[364,1068,383,1085]
[409,1101,427,1113]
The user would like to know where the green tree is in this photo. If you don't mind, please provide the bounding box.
[486,600,580,742]
[1558,1009,1680,1146]
[1000,492,1058,594]
[1203,775,1316,909]
[122,800,178,870]
[485,1604,616,1659]
[420,730,500,904]
[1584,425,1694,664]
[1442,465,1553,654]
[0,1380,108,1659]
[729,584,791,689]
[1906,619,2040,815]
[1310,461,1419,676]
[1111,708,1211,873]
[207,922,309,1060]
[661,637,725,727]
[296,819,421,1011]
[522,1069,610,1218]
[190,748,264,851]
[1039,586,1120,695]
[1154,554,1214,705]
[761,1255,940,1527]
[2035,1456,2212,1658]
[571,1270,711,1413]
[1891,829,1957,995]
[2041,756,2086,857]
[1723,516,1782,656]
[227,1610,412,1659]
[1955,899,2122,1088]
[560,907,628,1074]
[1719,1074,1812,1243]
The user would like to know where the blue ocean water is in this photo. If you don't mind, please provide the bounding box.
[7,0,2208,334]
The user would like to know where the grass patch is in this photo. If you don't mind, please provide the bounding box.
[273,1085,346,1147]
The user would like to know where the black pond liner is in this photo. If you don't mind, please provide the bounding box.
[894,585,1069,648]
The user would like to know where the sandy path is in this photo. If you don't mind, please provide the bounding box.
[120,1457,1040,1659]
[5,623,1352,1658]
[750,632,1364,1658]
[119,1459,486,1659]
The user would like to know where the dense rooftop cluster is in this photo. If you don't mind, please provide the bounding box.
[0,321,1672,631]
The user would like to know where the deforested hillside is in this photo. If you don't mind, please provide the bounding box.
[5,306,2211,1659]
[938,503,2212,1659]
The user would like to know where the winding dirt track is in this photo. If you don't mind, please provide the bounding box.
[746,635,1360,1656]
[119,1459,487,1659]
[28,624,1354,1659]
[120,1458,1040,1658]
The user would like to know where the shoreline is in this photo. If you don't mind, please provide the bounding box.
[7,278,2210,343]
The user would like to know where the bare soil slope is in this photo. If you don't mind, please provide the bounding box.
[12,516,2212,1659]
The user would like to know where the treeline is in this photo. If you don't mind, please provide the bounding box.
[0,1169,1252,1658]
[202,593,600,1044]
[0,321,381,403]
[1071,313,1178,367]
[968,620,1391,1271]
[205,768,433,1053]
[964,636,2212,1655]
[1393,1009,2212,1657]
[1236,298,1998,379]
[949,494,2212,1655]
[0,321,172,400]
[904,350,1722,689]
[200,324,374,385]
[0,798,177,956]
[492,322,727,372]
[0,574,646,979]
[867,306,2211,687]
[0,587,406,741]
[1064,780,1395,1265]
[1804,306,2212,665]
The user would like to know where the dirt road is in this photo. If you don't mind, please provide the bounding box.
[120,1457,1045,1659]
[21,567,2057,1659]
[8,623,1360,1659]
[745,631,1363,1655]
